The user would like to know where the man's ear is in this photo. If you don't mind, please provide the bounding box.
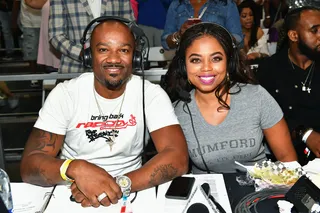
[288,30,298,42]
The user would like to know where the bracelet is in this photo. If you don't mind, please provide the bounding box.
[172,32,180,46]
[302,129,313,144]
[60,159,75,182]
[266,16,271,19]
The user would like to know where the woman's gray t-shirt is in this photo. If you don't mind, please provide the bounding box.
[174,84,283,173]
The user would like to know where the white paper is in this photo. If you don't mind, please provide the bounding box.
[45,185,157,213]
[10,183,54,213]
[156,174,232,213]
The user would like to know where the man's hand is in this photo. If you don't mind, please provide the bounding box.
[69,160,122,208]
[70,182,91,207]
[306,131,320,157]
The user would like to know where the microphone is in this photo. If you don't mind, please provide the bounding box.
[201,183,227,213]
[201,183,210,196]
[186,203,210,213]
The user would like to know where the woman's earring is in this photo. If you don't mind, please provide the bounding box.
[226,73,230,82]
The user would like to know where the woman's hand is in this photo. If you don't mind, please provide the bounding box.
[247,52,261,60]
[179,20,193,35]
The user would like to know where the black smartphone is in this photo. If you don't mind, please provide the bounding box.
[165,176,195,200]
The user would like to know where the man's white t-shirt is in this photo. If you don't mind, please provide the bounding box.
[34,73,179,177]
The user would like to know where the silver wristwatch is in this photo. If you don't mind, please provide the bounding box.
[116,175,132,197]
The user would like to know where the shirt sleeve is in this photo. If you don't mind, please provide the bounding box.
[34,83,73,135]
[258,85,283,129]
[247,33,270,56]
[145,84,179,132]
[161,1,178,50]
[49,0,82,62]
[226,0,243,45]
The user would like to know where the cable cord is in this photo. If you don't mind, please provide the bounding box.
[185,103,210,174]
[141,35,149,164]
[234,188,289,213]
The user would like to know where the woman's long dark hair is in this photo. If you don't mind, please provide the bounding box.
[238,0,259,49]
[162,22,257,109]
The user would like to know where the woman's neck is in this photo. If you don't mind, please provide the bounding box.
[194,89,221,107]
[190,0,207,18]
[242,27,251,34]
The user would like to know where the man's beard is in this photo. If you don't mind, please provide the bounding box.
[104,76,124,90]
[298,39,320,61]
[100,63,129,90]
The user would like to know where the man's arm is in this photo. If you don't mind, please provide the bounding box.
[264,118,298,162]
[21,127,122,207]
[49,0,82,61]
[25,0,46,9]
[263,0,271,28]
[125,124,189,192]
[305,131,320,158]
[20,128,66,186]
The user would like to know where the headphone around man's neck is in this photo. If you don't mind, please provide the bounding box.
[80,16,146,70]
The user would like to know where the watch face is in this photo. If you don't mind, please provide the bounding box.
[117,176,131,188]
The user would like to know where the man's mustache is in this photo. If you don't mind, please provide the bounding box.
[102,64,125,69]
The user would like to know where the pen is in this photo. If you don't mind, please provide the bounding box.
[120,196,128,213]
[37,185,56,213]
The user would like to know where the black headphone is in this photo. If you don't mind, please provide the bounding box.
[80,16,146,70]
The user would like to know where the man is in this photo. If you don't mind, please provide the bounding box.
[257,6,320,165]
[0,0,15,60]
[20,19,189,208]
[49,0,134,73]
[19,0,43,87]
[262,0,288,28]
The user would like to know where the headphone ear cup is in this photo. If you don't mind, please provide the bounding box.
[132,50,142,71]
[82,47,92,68]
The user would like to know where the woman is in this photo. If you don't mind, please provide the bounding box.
[161,0,243,50]
[238,0,269,60]
[163,22,297,173]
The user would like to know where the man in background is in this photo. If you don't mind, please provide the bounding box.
[257,6,320,165]
[49,0,134,73]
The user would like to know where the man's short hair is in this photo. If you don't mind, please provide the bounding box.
[284,6,320,32]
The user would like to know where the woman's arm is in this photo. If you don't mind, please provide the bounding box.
[25,0,47,9]
[264,118,298,162]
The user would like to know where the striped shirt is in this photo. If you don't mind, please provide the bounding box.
[49,0,134,73]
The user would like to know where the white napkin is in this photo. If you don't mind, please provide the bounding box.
[302,158,320,188]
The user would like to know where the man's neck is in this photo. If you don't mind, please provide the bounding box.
[288,46,313,70]
[94,80,127,99]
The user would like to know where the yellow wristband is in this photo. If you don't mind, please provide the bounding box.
[60,159,74,182]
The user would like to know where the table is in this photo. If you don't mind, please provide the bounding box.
[223,173,288,213]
